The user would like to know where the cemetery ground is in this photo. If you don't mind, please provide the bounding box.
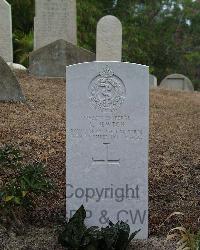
[0,72,200,249]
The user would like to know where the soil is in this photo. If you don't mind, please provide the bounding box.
[0,223,176,250]
[0,72,200,249]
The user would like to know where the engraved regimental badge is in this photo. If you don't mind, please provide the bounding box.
[88,65,126,112]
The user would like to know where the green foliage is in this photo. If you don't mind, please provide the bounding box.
[77,0,200,90]
[7,0,34,33]
[19,162,52,194]
[1,162,52,210]
[7,0,34,66]
[58,205,140,250]
[0,145,53,233]
[0,144,22,168]
[13,31,33,67]
[59,205,87,249]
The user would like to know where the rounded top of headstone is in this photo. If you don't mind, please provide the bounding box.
[98,15,122,25]
[160,73,194,91]
[96,15,122,61]
[0,0,10,7]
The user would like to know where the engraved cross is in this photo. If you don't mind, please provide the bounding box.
[92,143,120,167]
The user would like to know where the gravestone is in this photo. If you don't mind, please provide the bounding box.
[0,56,25,101]
[34,0,77,50]
[66,61,149,239]
[160,73,194,91]
[29,39,95,78]
[96,16,122,61]
[149,74,157,88]
[0,0,13,62]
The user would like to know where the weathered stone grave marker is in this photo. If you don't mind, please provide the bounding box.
[66,62,149,239]
[160,73,194,91]
[0,56,25,101]
[96,15,122,61]
[34,0,77,50]
[29,39,95,78]
[149,74,157,88]
[0,0,13,62]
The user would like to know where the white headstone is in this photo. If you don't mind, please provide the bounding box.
[34,0,77,50]
[0,0,13,62]
[66,61,149,239]
[160,73,194,91]
[96,16,122,61]
[149,74,157,88]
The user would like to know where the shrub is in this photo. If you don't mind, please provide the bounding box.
[168,227,200,250]
[13,30,34,67]
[58,205,140,250]
[166,213,200,250]
[0,145,53,233]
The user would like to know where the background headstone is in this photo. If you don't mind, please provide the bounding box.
[149,74,157,88]
[66,61,149,239]
[0,56,25,101]
[34,0,77,50]
[96,15,122,61]
[0,0,13,62]
[29,39,95,78]
[160,73,194,91]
